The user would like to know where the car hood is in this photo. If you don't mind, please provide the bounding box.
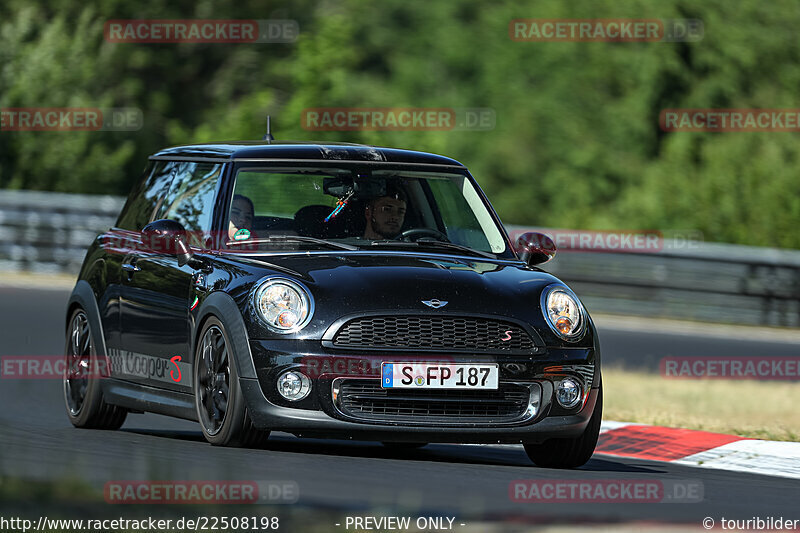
[225,252,563,325]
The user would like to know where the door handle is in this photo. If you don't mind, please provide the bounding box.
[122,262,140,272]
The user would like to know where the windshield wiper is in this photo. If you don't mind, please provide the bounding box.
[368,239,497,259]
[228,235,358,251]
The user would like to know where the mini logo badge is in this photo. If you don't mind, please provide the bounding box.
[421,299,448,309]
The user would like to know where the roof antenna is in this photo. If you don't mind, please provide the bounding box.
[263,115,274,142]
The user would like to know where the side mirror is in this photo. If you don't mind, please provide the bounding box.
[142,219,193,267]
[516,231,557,266]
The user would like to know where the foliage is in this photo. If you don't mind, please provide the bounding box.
[1,0,798,248]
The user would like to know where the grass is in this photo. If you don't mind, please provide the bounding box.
[603,367,800,441]
[0,476,96,502]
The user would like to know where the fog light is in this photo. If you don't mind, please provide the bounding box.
[277,371,311,401]
[555,377,581,408]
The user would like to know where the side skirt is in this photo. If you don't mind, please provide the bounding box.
[102,379,197,422]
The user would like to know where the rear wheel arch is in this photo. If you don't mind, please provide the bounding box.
[67,280,109,358]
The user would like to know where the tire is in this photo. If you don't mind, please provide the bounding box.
[63,308,127,430]
[523,384,603,468]
[381,442,428,450]
[194,317,270,447]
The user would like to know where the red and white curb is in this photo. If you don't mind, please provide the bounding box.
[597,421,800,480]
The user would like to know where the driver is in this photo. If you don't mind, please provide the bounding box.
[228,193,255,241]
[363,186,407,239]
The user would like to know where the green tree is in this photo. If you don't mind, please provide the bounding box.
[2,0,799,248]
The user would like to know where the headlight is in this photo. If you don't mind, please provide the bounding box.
[541,285,586,341]
[253,278,313,333]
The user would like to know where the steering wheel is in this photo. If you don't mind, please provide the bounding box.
[397,228,449,242]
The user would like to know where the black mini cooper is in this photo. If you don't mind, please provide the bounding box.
[64,141,602,468]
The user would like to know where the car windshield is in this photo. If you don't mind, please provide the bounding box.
[225,166,511,258]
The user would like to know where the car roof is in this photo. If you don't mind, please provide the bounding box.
[150,141,465,167]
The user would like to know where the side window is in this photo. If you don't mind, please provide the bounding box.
[159,162,224,248]
[116,161,175,231]
[233,171,335,218]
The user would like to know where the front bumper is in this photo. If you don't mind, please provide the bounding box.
[238,339,599,444]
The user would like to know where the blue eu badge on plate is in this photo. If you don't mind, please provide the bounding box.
[382,363,393,388]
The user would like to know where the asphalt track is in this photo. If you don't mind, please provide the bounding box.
[1,286,798,529]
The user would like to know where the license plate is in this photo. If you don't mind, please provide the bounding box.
[381,363,499,389]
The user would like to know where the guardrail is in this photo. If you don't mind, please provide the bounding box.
[0,190,124,275]
[0,190,797,327]
[506,227,800,328]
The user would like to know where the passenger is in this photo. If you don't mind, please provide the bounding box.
[363,186,407,239]
[228,194,255,241]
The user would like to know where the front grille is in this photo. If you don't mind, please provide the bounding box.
[331,315,536,353]
[334,379,532,424]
